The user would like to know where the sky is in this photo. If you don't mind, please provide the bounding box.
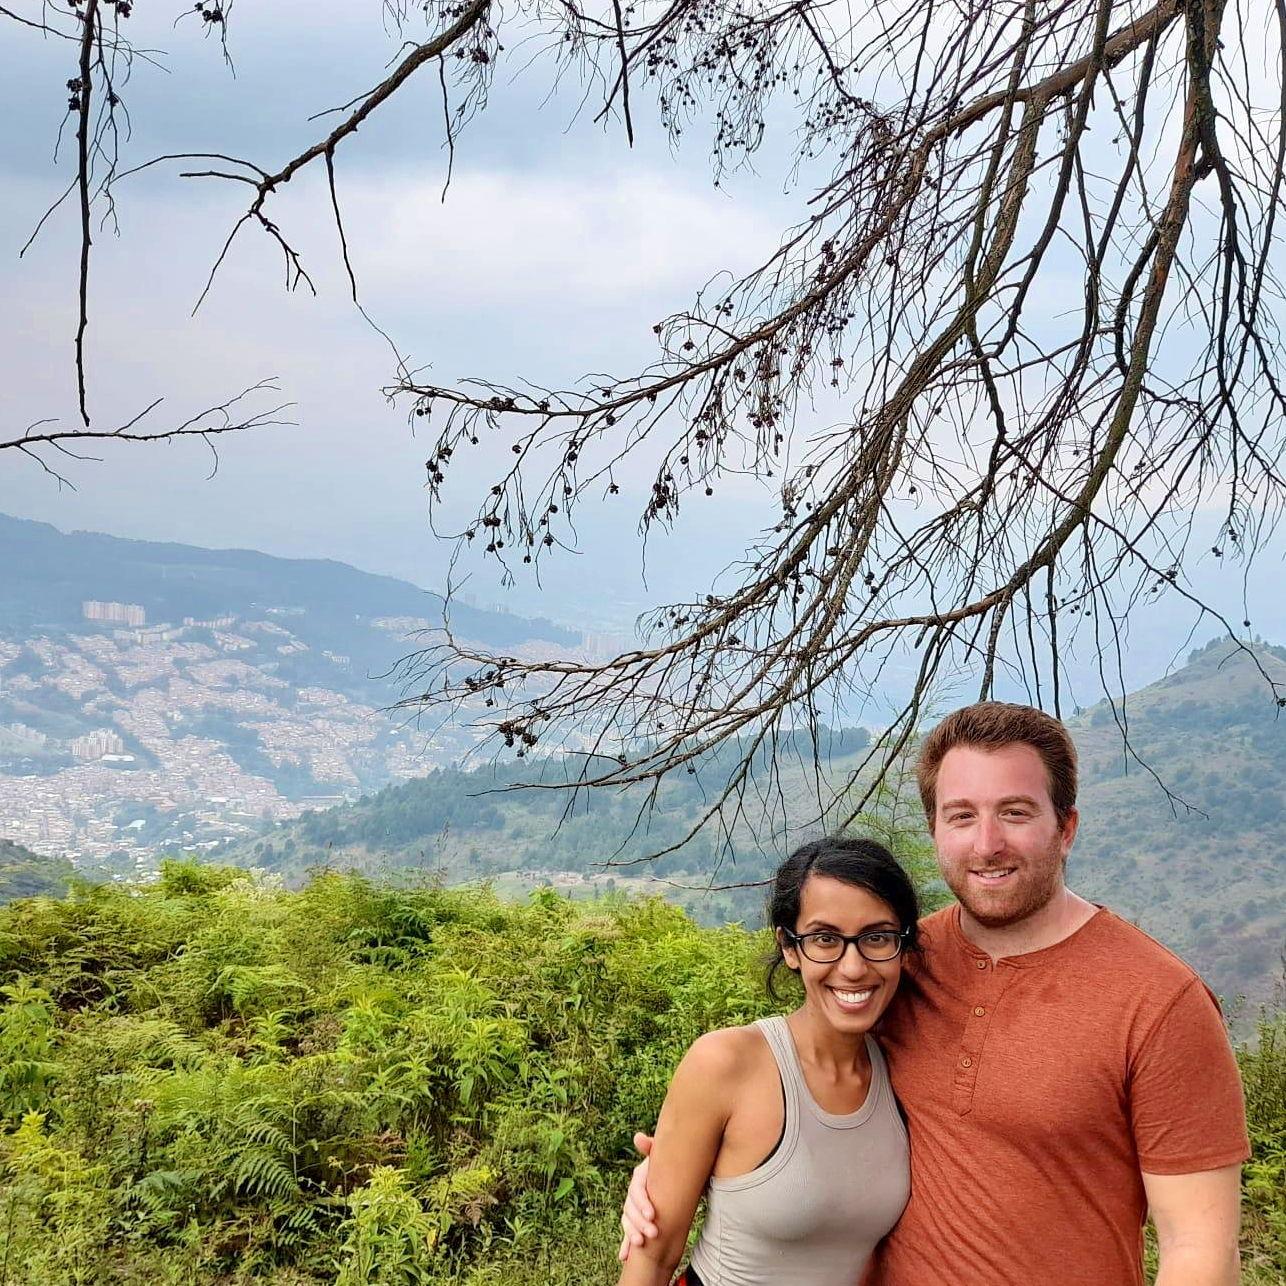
[1,1,798,626]
[3,1,1284,702]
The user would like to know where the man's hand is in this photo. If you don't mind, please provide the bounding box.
[617,1132,657,1261]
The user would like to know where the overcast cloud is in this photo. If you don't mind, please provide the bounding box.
[3,1,1283,690]
[0,2,798,618]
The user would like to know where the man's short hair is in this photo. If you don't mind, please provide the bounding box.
[915,701,1078,825]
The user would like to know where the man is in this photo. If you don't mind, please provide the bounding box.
[619,702,1248,1284]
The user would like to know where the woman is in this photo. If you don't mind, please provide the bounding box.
[617,835,919,1286]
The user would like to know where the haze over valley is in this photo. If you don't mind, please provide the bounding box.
[0,513,594,868]
[2,513,1283,1019]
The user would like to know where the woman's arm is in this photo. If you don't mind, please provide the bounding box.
[617,1030,742,1286]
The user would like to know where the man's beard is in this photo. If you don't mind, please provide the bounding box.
[943,845,1067,929]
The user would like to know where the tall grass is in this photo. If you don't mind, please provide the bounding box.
[0,863,1279,1284]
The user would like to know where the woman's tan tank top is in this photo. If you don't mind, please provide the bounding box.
[686,1015,910,1286]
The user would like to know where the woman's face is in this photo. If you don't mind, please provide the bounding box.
[780,873,904,1035]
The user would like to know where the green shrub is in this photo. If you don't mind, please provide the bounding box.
[1238,1008,1286,1281]
[0,869,1278,1284]
[335,1167,438,1285]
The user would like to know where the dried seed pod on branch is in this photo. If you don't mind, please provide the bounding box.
[9,0,1286,860]
[396,0,1286,855]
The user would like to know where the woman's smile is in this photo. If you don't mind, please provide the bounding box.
[827,983,879,1013]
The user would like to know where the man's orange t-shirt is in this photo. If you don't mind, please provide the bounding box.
[868,904,1249,1286]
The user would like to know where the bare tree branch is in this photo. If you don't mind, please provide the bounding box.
[124,0,495,312]
[8,0,1286,863]
[73,0,99,426]
[2,381,295,488]
[387,0,1286,853]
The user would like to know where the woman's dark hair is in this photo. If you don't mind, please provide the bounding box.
[765,835,921,999]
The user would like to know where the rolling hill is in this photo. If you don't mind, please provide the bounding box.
[1070,635,1286,1014]
[215,725,910,928]
[0,838,78,902]
[221,639,1286,1015]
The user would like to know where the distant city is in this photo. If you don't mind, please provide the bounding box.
[0,596,633,878]
[0,600,408,872]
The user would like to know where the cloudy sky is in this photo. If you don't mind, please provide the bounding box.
[1,2,800,622]
[3,2,1283,701]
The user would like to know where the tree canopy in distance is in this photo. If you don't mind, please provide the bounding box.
[6,0,1286,862]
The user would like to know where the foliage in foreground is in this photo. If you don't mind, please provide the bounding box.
[0,864,775,1283]
[0,864,1280,1284]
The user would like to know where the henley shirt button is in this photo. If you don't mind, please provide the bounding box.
[960,1057,973,1068]
[975,959,988,969]
[973,1006,986,1017]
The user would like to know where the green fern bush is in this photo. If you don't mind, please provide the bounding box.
[0,860,1279,1284]
[0,865,776,1282]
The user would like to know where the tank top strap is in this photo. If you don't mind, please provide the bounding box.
[753,1015,807,1111]
[864,1034,891,1109]
[865,1032,890,1086]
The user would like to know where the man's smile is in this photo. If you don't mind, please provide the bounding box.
[971,867,1017,883]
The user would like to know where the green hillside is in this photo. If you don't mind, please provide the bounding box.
[218,727,892,923]
[222,644,1286,1013]
[0,839,77,903]
[1070,637,1286,1012]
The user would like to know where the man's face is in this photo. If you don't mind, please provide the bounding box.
[930,742,1078,929]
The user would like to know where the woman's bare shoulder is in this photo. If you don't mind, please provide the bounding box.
[677,1022,772,1084]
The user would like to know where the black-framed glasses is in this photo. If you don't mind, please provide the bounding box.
[783,927,910,964]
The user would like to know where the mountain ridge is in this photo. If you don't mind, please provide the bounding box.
[1069,635,1286,1014]
[218,638,1286,1015]
[0,511,575,652]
